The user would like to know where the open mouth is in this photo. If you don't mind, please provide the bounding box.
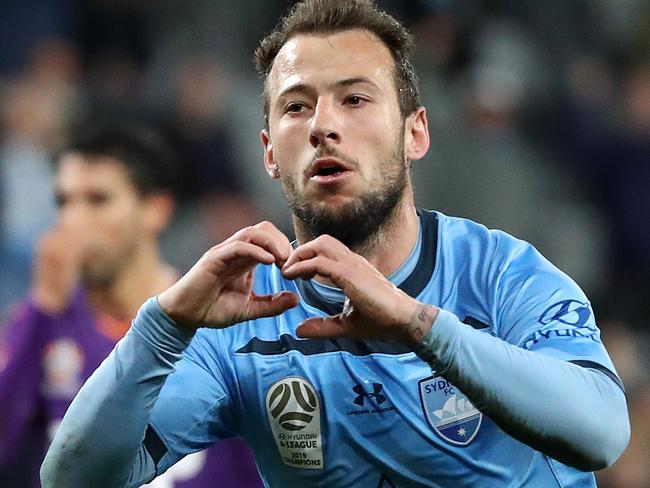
[308,158,353,183]
[317,165,345,176]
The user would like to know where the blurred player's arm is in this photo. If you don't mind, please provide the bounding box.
[31,228,87,315]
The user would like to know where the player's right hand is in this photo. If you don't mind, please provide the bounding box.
[31,228,87,314]
[158,221,299,330]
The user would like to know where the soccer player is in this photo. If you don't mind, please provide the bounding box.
[41,1,630,487]
[0,125,262,487]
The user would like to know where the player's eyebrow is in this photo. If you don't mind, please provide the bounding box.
[331,76,379,91]
[277,76,380,101]
[277,82,317,101]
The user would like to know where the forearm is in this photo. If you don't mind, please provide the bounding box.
[415,308,630,471]
[40,298,194,487]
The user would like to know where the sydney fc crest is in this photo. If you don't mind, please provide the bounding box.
[419,376,482,446]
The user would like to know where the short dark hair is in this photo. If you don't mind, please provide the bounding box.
[254,0,420,120]
[59,123,177,197]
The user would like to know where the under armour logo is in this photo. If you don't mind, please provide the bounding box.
[353,383,386,406]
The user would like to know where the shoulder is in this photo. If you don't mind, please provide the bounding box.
[431,212,586,335]
[441,215,593,341]
[434,211,540,277]
[435,209,580,290]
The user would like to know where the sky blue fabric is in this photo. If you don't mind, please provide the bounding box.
[42,211,629,488]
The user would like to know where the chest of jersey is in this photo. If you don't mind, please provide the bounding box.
[211,210,597,486]
[224,304,525,488]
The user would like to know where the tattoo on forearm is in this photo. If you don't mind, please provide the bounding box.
[417,307,430,323]
[408,305,437,345]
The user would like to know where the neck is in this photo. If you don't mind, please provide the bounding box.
[87,240,177,319]
[294,187,419,279]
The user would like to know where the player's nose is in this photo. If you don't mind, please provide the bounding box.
[59,202,92,231]
[309,98,341,148]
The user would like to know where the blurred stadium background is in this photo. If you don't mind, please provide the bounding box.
[0,0,648,486]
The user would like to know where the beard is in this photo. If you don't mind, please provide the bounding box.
[280,138,408,253]
[81,261,119,288]
[80,238,138,289]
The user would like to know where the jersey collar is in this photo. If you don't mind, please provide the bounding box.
[293,208,439,316]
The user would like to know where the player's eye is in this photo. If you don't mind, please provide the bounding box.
[344,95,367,107]
[54,193,68,208]
[285,102,307,114]
[87,192,110,206]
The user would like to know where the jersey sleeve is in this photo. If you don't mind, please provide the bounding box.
[41,297,226,488]
[416,308,629,471]
[0,301,46,468]
[494,235,617,374]
[147,330,238,477]
[411,229,629,469]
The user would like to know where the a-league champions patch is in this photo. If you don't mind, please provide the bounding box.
[419,376,482,446]
[266,377,324,469]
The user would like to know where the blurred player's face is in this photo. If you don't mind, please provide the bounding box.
[55,154,153,287]
[262,29,422,249]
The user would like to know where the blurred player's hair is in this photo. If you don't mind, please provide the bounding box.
[58,123,178,197]
[254,0,420,121]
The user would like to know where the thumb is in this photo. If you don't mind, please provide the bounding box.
[245,291,299,320]
[296,315,349,339]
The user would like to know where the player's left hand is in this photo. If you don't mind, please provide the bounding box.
[281,234,438,348]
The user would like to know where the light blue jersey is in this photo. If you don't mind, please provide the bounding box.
[41,210,629,488]
[146,210,623,487]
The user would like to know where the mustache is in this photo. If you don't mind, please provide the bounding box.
[303,148,359,179]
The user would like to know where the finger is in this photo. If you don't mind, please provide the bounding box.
[281,256,346,285]
[254,221,294,265]
[283,234,348,269]
[282,242,320,269]
[296,315,348,339]
[245,291,299,320]
[215,241,276,273]
[228,223,292,267]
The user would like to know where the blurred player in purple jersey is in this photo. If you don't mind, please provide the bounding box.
[0,124,262,487]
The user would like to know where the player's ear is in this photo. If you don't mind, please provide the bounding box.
[143,192,175,235]
[404,107,430,162]
[261,130,280,179]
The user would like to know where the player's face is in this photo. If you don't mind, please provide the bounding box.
[54,154,150,286]
[262,29,411,248]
